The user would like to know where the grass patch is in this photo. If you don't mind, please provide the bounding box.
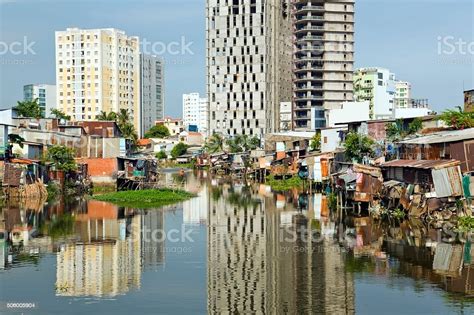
[266,175,303,191]
[92,188,196,208]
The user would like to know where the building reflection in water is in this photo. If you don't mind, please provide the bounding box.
[55,200,142,297]
[207,180,355,314]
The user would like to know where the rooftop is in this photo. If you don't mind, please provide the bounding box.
[399,128,474,145]
[381,159,460,170]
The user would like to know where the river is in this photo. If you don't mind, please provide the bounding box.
[0,171,473,314]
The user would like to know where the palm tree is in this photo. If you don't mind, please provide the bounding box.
[117,109,131,126]
[205,133,225,153]
[96,111,116,121]
[226,135,260,153]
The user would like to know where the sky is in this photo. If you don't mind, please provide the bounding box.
[0,0,473,117]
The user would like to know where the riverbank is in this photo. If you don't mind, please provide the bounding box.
[92,188,196,208]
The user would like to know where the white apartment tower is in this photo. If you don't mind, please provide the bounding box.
[23,84,57,117]
[207,0,293,137]
[55,28,141,131]
[293,0,355,130]
[183,93,208,134]
[141,54,165,135]
[394,81,412,109]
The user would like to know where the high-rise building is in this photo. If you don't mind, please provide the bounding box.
[292,0,355,130]
[207,0,293,137]
[140,54,165,136]
[23,84,57,117]
[55,28,140,131]
[394,81,412,109]
[353,67,396,120]
[183,93,208,134]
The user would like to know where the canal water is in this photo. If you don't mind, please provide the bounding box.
[1,171,474,314]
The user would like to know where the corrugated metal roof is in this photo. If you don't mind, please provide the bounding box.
[381,159,460,169]
[399,128,474,145]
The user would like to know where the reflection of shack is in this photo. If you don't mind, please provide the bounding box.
[2,159,47,200]
[116,157,159,191]
[353,217,383,257]
[381,160,465,219]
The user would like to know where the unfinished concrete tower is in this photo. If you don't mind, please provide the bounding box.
[207,0,293,137]
[292,0,355,130]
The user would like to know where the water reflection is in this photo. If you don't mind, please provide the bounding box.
[207,179,355,314]
[0,172,473,313]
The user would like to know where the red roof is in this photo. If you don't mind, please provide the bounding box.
[137,138,152,146]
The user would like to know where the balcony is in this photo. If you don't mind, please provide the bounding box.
[296,5,324,13]
[297,45,324,52]
[295,15,325,24]
[296,35,324,42]
[294,85,322,92]
[295,25,325,33]
[295,65,324,73]
[295,95,324,101]
[295,76,324,82]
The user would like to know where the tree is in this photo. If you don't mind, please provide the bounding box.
[310,133,321,151]
[344,132,375,163]
[145,125,170,139]
[50,109,71,121]
[226,135,260,153]
[8,134,25,148]
[205,133,225,153]
[156,150,167,160]
[15,99,43,118]
[171,142,189,159]
[96,110,138,143]
[408,117,423,134]
[45,145,77,172]
[96,111,117,121]
[440,106,474,130]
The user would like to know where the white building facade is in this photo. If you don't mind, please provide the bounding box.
[141,54,165,136]
[55,28,141,131]
[183,93,208,134]
[23,84,57,117]
[354,67,396,120]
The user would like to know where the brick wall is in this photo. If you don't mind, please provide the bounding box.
[76,158,117,184]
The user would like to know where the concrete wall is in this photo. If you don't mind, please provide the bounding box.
[321,128,345,153]
[327,101,370,127]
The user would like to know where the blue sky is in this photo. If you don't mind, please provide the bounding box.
[0,0,472,117]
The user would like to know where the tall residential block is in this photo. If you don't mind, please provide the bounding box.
[293,0,355,130]
[207,0,293,137]
[23,84,57,117]
[55,28,141,131]
[140,54,165,135]
[353,67,396,120]
[183,93,208,134]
